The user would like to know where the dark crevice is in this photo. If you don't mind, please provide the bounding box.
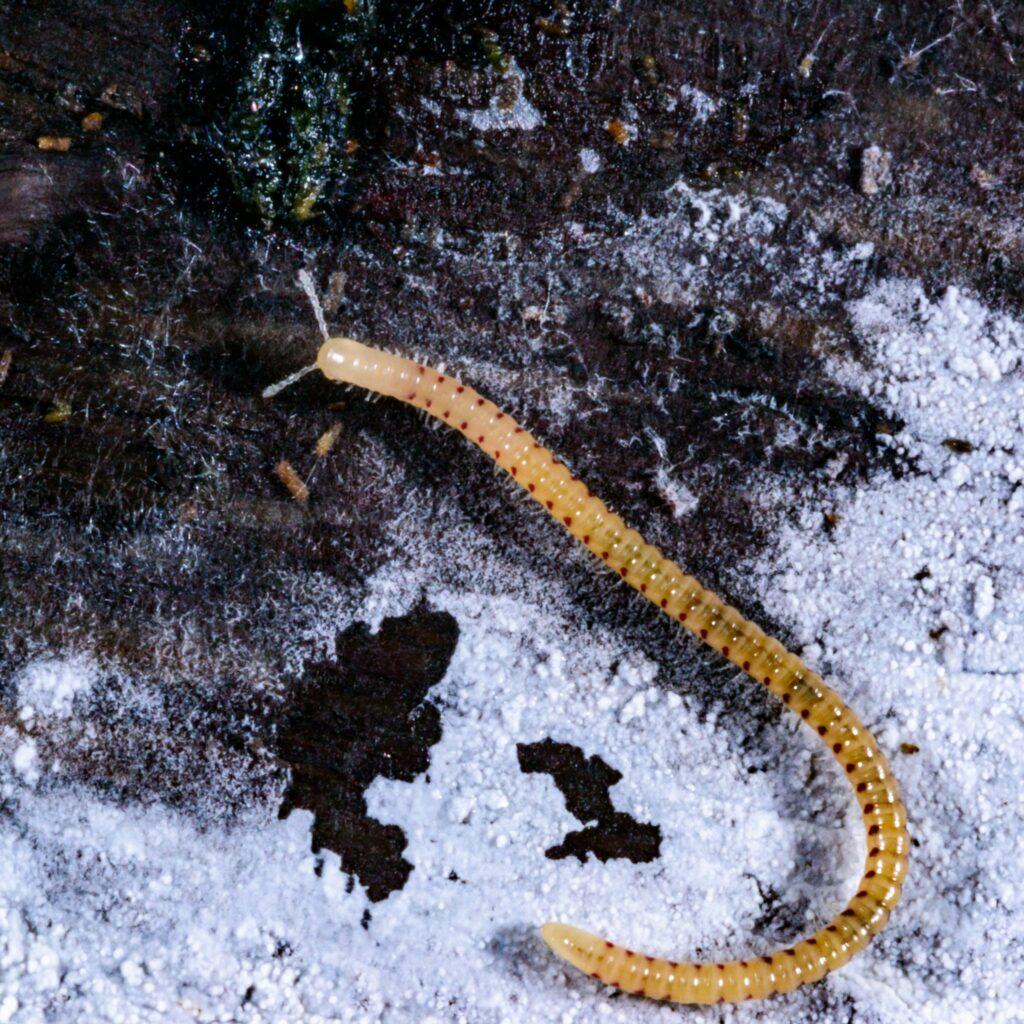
[518,738,661,864]
[277,608,459,901]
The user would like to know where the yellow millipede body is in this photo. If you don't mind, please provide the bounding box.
[312,336,909,1004]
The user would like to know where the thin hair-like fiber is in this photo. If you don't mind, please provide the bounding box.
[307,335,909,1005]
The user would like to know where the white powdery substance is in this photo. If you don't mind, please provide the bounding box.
[676,84,720,123]
[742,281,1024,1023]
[459,62,543,134]
[2,282,1023,1022]
[13,656,97,719]
[0,554,853,1024]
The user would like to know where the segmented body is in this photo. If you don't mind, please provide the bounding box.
[316,337,909,1004]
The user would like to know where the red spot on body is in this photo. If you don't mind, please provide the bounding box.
[563,517,572,527]
[546,501,554,510]
[496,413,504,419]
[437,375,445,383]
[511,468,517,476]
[678,613,687,622]
[515,427,523,433]
[494,451,500,459]
[868,824,880,834]
[847,764,856,773]
[443,411,449,418]
[619,568,627,577]
[477,398,484,406]
[864,803,875,814]
[818,726,827,735]
[700,629,708,639]
[660,599,667,608]
[528,484,536,492]
[425,400,432,408]
[478,436,484,443]
[456,385,464,393]
[640,584,647,593]
[460,422,468,429]
[418,366,425,374]
[722,645,730,656]
[602,552,609,560]
[783,694,791,704]
[583,535,590,544]
[869,847,880,856]
[743,661,750,671]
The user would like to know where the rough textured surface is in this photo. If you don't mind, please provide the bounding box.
[2,1,1024,1021]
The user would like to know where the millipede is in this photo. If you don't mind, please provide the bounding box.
[271,334,909,1005]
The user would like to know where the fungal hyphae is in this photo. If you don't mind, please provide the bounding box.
[270,336,909,1005]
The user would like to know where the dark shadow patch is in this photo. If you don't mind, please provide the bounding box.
[517,738,661,864]
[277,608,459,901]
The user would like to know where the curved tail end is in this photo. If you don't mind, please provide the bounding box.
[541,923,602,977]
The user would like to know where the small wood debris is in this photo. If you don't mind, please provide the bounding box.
[274,460,309,503]
[81,112,104,131]
[37,135,71,153]
[323,270,347,315]
[44,399,72,423]
[99,82,143,117]
[970,164,995,191]
[606,119,630,145]
[942,437,975,453]
[859,145,893,196]
[314,422,343,458]
[732,105,750,145]
[899,742,920,755]
[536,3,571,37]
[0,350,11,386]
